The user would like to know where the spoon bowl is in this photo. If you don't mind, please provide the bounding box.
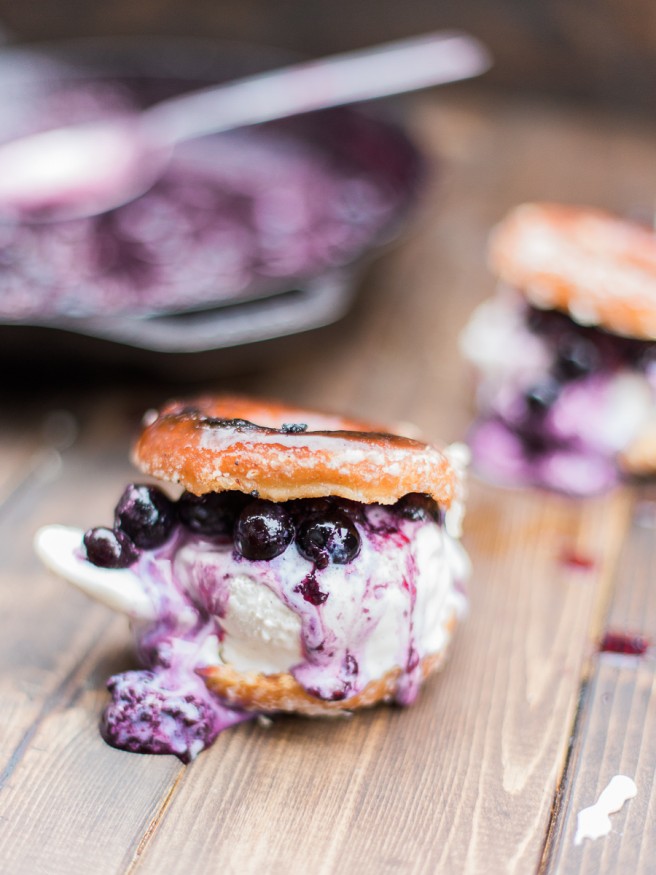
[0,118,162,219]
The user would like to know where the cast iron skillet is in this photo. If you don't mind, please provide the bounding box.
[0,38,424,379]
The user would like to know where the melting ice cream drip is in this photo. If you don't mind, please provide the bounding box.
[100,533,254,762]
[574,775,637,846]
[35,494,468,760]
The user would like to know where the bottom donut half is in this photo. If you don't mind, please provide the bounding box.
[200,611,459,717]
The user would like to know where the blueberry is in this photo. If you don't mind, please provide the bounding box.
[287,497,331,519]
[178,490,249,537]
[633,345,656,373]
[115,484,175,549]
[526,306,568,336]
[392,493,441,523]
[526,307,551,335]
[553,336,599,381]
[289,496,365,525]
[518,426,551,457]
[296,511,361,566]
[524,380,560,415]
[333,497,367,524]
[84,526,138,568]
[234,500,294,561]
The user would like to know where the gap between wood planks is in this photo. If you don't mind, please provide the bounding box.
[538,486,640,874]
[537,679,592,875]
[125,770,187,874]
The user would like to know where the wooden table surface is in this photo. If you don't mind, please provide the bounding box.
[2,87,656,874]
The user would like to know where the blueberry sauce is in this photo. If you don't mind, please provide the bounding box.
[0,72,417,319]
[83,486,468,759]
[101,670,249,763]
[599,632,650,656]
[465,297,656,495]
[295,570,329,606]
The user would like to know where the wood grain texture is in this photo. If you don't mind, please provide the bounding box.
[544,661,656,875]
[111,485,630,875]
[542,486,656,874]
[1,91,656,874]
[0,402,184,875]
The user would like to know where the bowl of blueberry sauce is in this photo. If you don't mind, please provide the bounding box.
[0,38,423,372]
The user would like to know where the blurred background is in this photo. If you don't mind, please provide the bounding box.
[0,0,655,391]
[0,0,653,111]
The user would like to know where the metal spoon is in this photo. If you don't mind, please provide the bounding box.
[0,30,490,221]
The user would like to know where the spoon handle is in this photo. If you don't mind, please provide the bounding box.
[144,30,491,146]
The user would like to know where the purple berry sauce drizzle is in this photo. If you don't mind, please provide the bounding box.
[85,482,456,761]
[469,303,656,495]
[0,67,419,320]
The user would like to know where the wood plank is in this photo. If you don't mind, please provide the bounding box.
[129,485,630,875]
[543,662,656,874]
[0,402,185,875]
[0,619,184,875]
[602,483,656,637]
[0,399,122,766]
[542,486,656,874]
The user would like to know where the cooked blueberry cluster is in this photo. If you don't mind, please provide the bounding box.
[523,305,655,419]
[83,485,441,570]
[504,305,656,459]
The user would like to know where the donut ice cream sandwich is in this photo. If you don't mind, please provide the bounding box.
[460,203,656,495]
[35,395,470,761]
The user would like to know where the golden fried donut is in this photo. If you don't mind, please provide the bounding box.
[133,394,457,508]
[489,202,656,339]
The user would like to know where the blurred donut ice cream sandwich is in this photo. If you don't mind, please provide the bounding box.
[35,395,470,761]
[460,203,656,495]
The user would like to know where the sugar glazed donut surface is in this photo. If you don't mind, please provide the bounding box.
[35,395,470,762]
[489,203,656,339]
[133,395,457,507]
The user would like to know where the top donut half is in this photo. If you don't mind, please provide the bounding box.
[489,202,656,339]
[132,395,458,508]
